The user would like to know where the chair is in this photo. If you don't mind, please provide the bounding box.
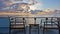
[9,17,26,34]
[41,17,59,34]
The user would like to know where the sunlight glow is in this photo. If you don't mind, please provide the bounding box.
[29,3,42,10]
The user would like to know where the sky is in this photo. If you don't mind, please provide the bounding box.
[10,0,60,10]
[0,0,60,10]
[40,0,60,10]
[29,0,60,10]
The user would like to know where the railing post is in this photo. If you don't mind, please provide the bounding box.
[34,18,36,24]
[23,18,26,34]
[43,17,48,34]
[9,16,11,34]
[58,21,60,34]
[46,17,48,28]
[51,17,53,26]
[57,18,60,34]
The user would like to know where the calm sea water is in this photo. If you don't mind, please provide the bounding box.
[0,17,59,34]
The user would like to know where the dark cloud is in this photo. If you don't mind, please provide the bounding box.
[0,0,10,9]
[0,1,5,9]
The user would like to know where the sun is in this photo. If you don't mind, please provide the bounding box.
[29,3,42,11]
[29,5,37,10]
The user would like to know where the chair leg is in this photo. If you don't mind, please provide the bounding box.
[59,29,60,34]
[43,28,45,34]
[29,25,31,34]
[24,28,26,34]
[38,26,39,34]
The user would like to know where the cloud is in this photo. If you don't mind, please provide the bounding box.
[29,3,42,10]
[10,0,24,3]
[0,0,43,11]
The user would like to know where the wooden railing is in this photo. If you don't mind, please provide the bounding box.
[0,16,60,34]
[8,17,60,34]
